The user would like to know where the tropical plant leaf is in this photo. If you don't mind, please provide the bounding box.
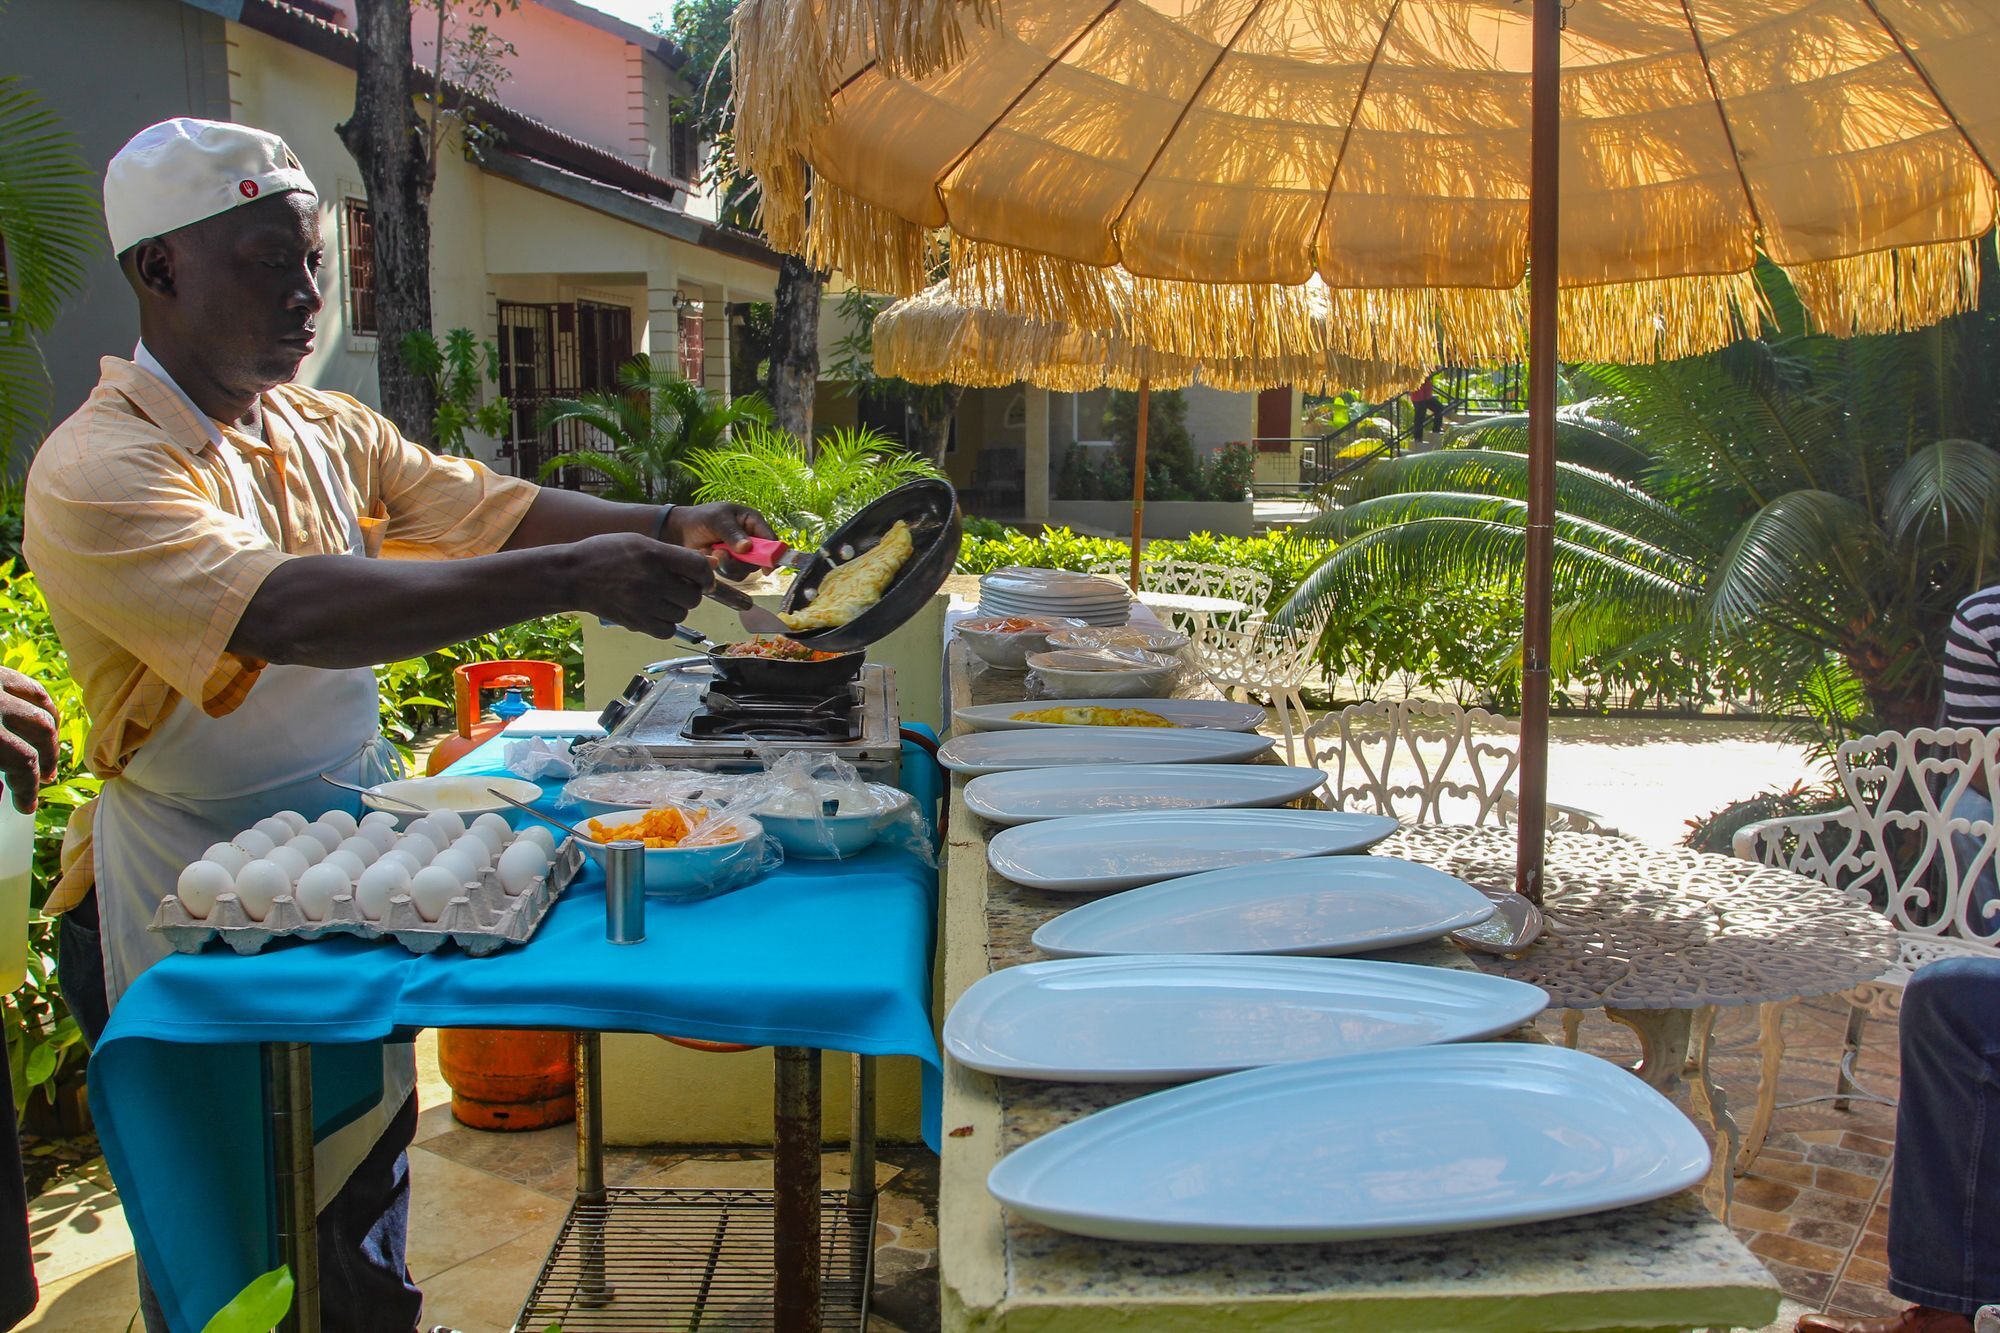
[199,1266,293,1333]
[1883,437,2000,546]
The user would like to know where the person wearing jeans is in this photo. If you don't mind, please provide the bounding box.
[1797,957,2000,1333]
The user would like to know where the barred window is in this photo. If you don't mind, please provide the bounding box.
[342,198,376,337]
[669,120,701,184]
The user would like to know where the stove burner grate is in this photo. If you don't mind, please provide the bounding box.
[678,683,865,743]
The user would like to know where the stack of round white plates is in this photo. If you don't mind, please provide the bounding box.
[978,568,1133,626]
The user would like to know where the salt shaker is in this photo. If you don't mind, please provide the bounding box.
[603,839,646,945]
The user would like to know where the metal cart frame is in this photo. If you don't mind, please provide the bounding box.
[264,1038,880,1333]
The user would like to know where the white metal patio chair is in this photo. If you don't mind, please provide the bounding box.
[1301,699,1618,834]
[1085,558,1271,637]
[1731,725,2000,1171]
[1189,611,1328,764]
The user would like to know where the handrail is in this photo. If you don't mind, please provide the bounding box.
[1299,365,1526,490]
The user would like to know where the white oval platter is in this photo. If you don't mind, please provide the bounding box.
[1031,857,1495,955]
[937,728,1274,775]
[986,1044,1713,1243]
[963,764,1326,826]
[986,809,1398,892]
[944,955,1549,1082]
[952,699,1267,733]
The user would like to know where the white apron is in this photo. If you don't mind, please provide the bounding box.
[94,391,415,1205]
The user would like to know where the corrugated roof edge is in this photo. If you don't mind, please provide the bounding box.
[226,0,775,267]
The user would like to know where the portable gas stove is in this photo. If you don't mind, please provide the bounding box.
[585,660,903,785]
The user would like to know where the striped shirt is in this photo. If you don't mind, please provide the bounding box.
[1942,586,2000,728]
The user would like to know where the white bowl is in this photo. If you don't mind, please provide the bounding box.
[957,616,1076,670]
[756,785,914,860]
[1047,625,1190,655]
[1027,649,1182,699]
[363,776,544,828]
[579,810,768,903]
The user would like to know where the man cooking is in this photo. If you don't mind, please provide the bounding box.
[24,118,775,1329]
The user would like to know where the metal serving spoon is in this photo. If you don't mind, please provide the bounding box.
[484,786,600,846]
[318,772,429,814]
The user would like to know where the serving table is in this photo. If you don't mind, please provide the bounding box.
[89,737,944,1333]
[939,641,1783,1332]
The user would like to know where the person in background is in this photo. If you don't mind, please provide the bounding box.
[1795,959,1999,1333]
[25,118,776,1331]
[1410,370,1446,445]
[1940,584,2000,922]
[0,665,62,1329]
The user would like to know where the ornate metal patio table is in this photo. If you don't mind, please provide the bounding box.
[1383,822,1902,1207]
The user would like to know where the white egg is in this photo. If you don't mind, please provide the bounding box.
[176,861,234,918]
[234,860,289,921]
[324,849,370,882]
[430,848,480,886]
[293,863,350,920]
[496,839,549,895]
[518,825,558,856]
[284,835,327,866]
[408,866,460,922]
[354,860,410,921]
[273,810,309,836]
[266,845,311,885]
[233,829,277,859]
[398,831,440,864]
[303,822,346,855]
[469,813,512,851]
[358,823,400,857]
[358,810,400,832]
[317,809,360,840]
[335,836,380,868]
[450,834,492,871]
[404,816,442,847]
[427,808,467,841]
[380,848,427,877]
[203,842,251,877]
[253,816,292,845]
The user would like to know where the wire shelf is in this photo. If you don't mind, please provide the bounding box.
[517,1186,875,1331]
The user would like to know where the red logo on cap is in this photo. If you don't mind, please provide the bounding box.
[238,180,259,198]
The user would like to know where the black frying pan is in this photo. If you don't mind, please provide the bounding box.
[778,479,963,654]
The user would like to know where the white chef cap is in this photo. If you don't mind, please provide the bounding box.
[103,118,317,256]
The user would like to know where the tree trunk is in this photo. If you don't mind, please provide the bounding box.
[769,254,822,446]
[909,386,963,467]
[337,0,438,444]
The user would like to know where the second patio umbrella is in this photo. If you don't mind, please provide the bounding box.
[872,279,1422,584]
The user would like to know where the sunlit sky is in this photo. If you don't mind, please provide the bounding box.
[575,0,671,32]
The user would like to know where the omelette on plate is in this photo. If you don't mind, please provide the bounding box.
[778,519,915,631]
[1009,706,1177,727]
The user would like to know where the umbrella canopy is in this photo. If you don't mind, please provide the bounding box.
[870,279,1424,396]
[735,0,2000,899]
[738,0,2000,365]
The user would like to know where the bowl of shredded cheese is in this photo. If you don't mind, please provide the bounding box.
[581,805,767,899]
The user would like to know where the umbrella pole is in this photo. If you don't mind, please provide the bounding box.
[1515,0,1561,906]
[1127,375,1151,590]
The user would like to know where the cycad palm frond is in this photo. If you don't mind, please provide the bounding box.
[1883,438,2000,547]
[0,76,100,454]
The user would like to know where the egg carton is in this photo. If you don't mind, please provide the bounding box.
[149,837,586,958]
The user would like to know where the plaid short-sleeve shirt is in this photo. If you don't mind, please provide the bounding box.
[25,357,538,908]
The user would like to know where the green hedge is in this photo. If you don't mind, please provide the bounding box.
[955,527,1757,712]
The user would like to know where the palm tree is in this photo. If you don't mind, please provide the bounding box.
[1281,277,2000,732]
[688,424,942,546]
[0,71,100,463]
[536,356,771,503]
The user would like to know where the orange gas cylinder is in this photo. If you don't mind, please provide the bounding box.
[426,660,565,775]
[436,1028,577,1130]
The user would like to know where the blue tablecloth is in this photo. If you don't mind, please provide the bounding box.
[90,734,943,1332]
